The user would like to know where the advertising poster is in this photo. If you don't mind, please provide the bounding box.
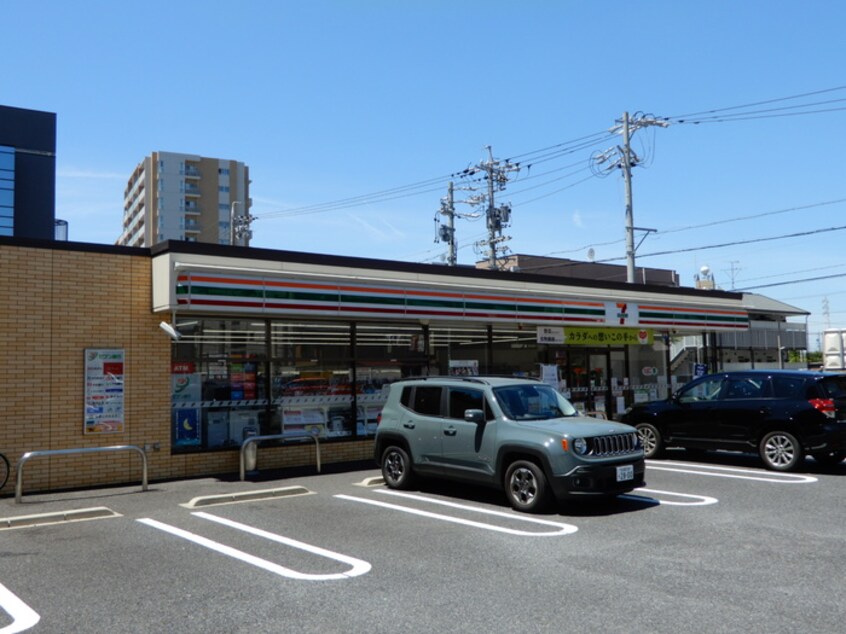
[84,348,125,434]
[174,408,201,446]
[449,360,479,376]
[172,366,202,446]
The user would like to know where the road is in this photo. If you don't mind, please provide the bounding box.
[1,451,845,633]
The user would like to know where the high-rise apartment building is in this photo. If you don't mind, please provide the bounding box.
[117,151,250,247]
[0,104,57,240]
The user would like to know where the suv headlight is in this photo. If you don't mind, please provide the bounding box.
[572,437,588,455]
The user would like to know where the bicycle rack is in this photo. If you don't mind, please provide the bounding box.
[240,432,322,481]
[16,445,149,503]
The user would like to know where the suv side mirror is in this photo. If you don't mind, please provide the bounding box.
[464,409,486,424]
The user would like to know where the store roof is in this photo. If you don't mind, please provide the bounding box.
[742,293,810,317]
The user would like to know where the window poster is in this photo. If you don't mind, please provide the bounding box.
[84,348,126,434]
[449,360,479,376]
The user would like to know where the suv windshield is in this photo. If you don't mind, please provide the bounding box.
[493,384,577,421]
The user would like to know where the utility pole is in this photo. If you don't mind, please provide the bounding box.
[229,200,255,246]
[456,146,519,270]
[594,112,669,282]
[437,182,457,266]
[621,112,636,283]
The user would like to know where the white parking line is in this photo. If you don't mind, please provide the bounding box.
[137,516,371,581]
[621,488,718,506]
[646,460,818,483]
[0,582,40,634]
[335,491,578,536]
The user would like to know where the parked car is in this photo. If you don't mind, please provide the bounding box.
[373,376,645,512]
[620,370,846,471]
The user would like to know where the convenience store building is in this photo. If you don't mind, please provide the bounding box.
[1,238,753,493]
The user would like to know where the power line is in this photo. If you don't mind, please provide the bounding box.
[735,271,846,291]
[666,84,846,119]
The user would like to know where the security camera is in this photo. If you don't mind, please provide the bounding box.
[159,321,182,341]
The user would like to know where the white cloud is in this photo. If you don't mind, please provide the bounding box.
[572,210,584,228]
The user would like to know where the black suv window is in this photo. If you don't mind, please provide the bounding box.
[724,377,765,400]
[819,376,846,399]
[411,386,442,416]
[678,376,723,403]
[447,387,492,420]
[772,376,807,398]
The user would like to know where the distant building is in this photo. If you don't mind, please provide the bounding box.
[483,254,680,287]
[117,151,250,247]
[0,104,57,240]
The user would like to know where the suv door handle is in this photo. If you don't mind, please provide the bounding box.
[444,427,457,436]
[403,422,415,429]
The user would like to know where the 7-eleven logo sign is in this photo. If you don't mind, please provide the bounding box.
[605,301,638,326]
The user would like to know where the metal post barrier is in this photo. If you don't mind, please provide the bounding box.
[240,432,322,481]
[16,445,149,504]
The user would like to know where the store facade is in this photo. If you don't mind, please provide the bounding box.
[1,238,749,493]
[153,242,749,456]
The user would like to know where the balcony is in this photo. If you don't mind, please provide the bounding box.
[183,165,201,179]
[184,183,201,197]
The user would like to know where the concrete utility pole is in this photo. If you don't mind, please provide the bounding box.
[622,112,636,284]
[229,200,255,246]
[600,112,669,283]
[437,182,457,266]
[456,146,518,269]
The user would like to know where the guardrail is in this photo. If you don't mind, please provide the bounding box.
[240,432,322,481]
[16,445,149,504]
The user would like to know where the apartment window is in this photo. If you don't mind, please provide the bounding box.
[0,146,14,237]
[219,186,230,193]
[218,168,230,176]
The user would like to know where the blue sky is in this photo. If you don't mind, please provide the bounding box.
[4,1,846,348]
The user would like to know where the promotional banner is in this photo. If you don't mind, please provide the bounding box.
[84,349,125,434]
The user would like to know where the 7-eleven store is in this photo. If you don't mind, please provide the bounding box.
[0,238,748,492]
[152,242,748,457]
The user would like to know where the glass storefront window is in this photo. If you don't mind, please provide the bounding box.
[270,321,353,439]
[171,318,267,451]
[430,325,490,376]
[354,322,428,436]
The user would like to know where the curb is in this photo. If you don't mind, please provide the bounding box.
[1,506,121,530]
[182,485,312,508]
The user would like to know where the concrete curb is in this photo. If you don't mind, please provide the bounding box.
[182,485,312,508]
[1,506,121,530]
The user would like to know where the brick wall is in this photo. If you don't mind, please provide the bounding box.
[0,242,373,495]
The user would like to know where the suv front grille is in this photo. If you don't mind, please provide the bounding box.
[588,433,638,456]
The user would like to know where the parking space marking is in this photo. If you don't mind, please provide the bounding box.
[137,516,371,581]
[335,491,578,536]
[621,488,718,506]
[0,582,40,634]
[646,461,818,483]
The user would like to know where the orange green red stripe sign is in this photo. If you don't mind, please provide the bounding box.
[175,273,748,331]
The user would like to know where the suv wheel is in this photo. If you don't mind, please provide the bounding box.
[504,460,550,513]
[811,450,846,467]
[381,446,415,489]
[636,423,664,459]
[759,431,803,471]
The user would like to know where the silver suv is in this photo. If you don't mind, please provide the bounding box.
[374,376,645,512]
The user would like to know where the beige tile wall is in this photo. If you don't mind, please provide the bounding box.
[0,243,372,495]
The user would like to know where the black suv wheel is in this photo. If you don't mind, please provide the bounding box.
[759,431,803,471]
[636,423,664,459]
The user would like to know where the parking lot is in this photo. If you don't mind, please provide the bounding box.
[1,452,845,633]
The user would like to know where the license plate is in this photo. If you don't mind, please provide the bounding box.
[616,464,634,482]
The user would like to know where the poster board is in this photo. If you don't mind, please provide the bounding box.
[84,348,125,434]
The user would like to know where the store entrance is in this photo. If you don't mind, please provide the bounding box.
[560,348,611,417]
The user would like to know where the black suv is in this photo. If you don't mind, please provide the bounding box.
[620,370,846,471]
